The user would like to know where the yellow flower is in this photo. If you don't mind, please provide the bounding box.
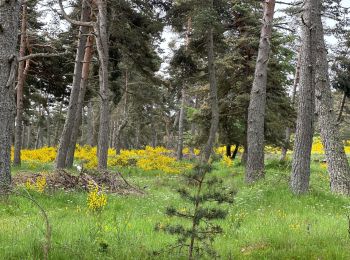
[87,182,107,211]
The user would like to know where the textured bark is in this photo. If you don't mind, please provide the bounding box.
[246,0,276,183]
[56,0,90,168]
[337,92,346,123]
[26,124,31,149]
[14,1,29,166]
[176,88,186,160]
[314,2,350,195]
[95,0,110,170]
[66,35,94,167]
[201,26,219,163]
[0,0,19,191]
[280,50,301,161]
[87,100,94,146]
[114,71,129,154]
[53,101,63,146]
[291,0,317,195]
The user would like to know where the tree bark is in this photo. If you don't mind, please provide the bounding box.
[14,1,29,166]
[56,0,90,168]
[291,0,317,195]
[87,100,94,146]
[66,35,94,167]
[95,0,110,170]
[176,88,186,160]
[280,49,301,161]
[246,0,276,183]
[53,101,63,147]
[314,1,350,195]
[337,92,347,123]
[26,123,31,149]
[201,25,219,163]
[0,0,19,191]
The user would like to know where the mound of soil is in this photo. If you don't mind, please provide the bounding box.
[13,169,144,195]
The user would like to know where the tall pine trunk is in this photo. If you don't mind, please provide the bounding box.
[291,0,317,194]
[56,0,90,168]
[66,35,94,167]
[0,0,19,191]
[314,1,350,195]
[95,0,110,170]
[201,25,219,163]
[14,1,29,166]
[177,88,186,160]
[246,0,276,183]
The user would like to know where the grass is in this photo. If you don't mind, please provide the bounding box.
[1,159,350,259]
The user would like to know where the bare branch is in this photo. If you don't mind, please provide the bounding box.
[18,52,67,62]
[58,0,94,27]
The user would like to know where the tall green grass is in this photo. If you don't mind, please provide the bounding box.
[1,160,350,259]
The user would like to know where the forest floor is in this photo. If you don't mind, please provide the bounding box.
[1,158,350,259]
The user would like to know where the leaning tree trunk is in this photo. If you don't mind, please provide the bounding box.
[0,0,19,191]
[280,50,301,161]
[201,26,219,163]
[291,0,317,195]
[66,35,94,168]
[14,1,29,166]
[55,0,90,169]
[95,0,110,170]
[314,1,350,195]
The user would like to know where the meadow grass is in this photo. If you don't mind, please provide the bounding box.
[1,159,350,259]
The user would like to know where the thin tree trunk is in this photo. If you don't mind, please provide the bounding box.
[201,21,219,163]
[177,88,186,160]
[231,144,239,160]
[56,0,90,169]
[26,124,32,149]
[246,0,276,183]
[14,1,28,166]
[281,49,301,161]
[87,100,94,146]
[226,145,231,157]
[314,2,350,195]
[53,101,63,146]
[95,0,110,170]
[291,0,317,194]
[167,111,179,149]
[66,34,94,167]
[337,92,347,123]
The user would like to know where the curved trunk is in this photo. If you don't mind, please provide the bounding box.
[246,0,276,183]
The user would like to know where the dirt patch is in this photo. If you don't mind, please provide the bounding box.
[13,169,144,195]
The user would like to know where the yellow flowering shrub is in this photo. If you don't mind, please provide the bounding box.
[220,155,233,168]
[87,182,107,211]
[25,175,47,193]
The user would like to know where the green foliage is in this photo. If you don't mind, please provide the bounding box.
[155,163,235,258]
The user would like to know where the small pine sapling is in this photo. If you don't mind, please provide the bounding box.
[155,163,236,259]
